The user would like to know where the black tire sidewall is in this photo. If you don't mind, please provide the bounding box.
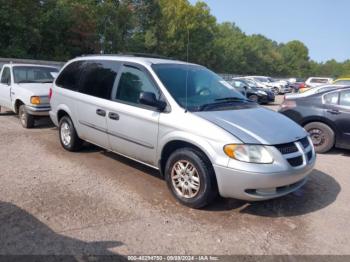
[304,122,334,153]
[19,105,34,128]
[165,148,217,208]
[248,95,258,102]
[59,116,79,151]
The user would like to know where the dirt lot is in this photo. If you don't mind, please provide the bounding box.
[0,96,350,256]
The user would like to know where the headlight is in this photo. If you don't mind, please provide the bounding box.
[30,96,41,105]
[224,144,274,164]
[257,90,267,95]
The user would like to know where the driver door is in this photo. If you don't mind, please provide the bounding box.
[0,66,13,109]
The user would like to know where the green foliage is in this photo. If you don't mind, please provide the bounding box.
[0,0,347,77]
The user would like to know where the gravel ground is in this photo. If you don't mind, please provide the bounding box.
[0,96,349,256]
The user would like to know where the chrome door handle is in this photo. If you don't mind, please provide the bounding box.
[96,109,106,117]
[108,112,119,120]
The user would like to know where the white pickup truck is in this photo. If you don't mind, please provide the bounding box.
[0,63,59,128]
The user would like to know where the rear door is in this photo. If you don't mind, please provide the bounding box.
[75,60,120,149]
[0,66,13,108]
[106,63,160,166]
[334,89,350,148]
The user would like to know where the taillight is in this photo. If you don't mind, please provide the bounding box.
[49,88,52,100]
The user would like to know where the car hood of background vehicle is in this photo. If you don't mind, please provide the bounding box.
[14,83,51,96]
[195,106,307,145]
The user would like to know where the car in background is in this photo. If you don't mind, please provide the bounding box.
[301,77,333,93]
[230,79,275,104]
[279,86,350,153]
[247,76,292,95]
[333,78,350,85]
[288,78,305,93]
[0,63,59,128]
[285,84,346,100]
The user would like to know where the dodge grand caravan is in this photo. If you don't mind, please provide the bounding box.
[49,55,316,208]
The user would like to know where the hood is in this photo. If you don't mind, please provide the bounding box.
[195,106,307,145]
[14,83,51,96]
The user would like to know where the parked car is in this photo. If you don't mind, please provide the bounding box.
[230,79,275,104]
[301,77,334,93]
[279,87,350,153]
[284,84,346,100]
[0,63,59,128]
[50,55,315,208]
[333,78,350,85]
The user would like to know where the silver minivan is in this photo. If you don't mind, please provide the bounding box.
[49,55,315,208]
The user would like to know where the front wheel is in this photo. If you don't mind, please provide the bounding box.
[248,94,259,103]
[304,122,335,153]
[165,148,218,209]
[59,116,83,152]
[18,105,34,128]
[273,87,279,95]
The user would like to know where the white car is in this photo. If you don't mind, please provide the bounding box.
[244,76,290,94]
[305,77,333,88]
[0,63,59,128]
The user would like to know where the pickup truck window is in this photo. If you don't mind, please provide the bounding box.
[1,67,11,84]
[13,66,58,84]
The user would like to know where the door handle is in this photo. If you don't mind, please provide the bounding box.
[96,109,106,117]
[327,109,341,115]
[108,112,120,120]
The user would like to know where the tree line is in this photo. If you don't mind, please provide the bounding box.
[0,0,349,78]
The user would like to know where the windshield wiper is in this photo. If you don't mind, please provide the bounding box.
[215,97,247,102]
[199,98,249,111]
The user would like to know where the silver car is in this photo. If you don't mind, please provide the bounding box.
[49,55,316,208]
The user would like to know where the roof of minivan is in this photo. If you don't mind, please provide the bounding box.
[73,55,197,67]
[2,63,59,68]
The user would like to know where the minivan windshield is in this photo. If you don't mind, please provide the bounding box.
[152,64,249,111]
[13,66,59,84]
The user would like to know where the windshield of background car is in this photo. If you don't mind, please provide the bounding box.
[13,66,59,84]
[152,64,248,111]
[310,78,329,83]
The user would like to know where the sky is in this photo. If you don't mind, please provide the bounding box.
[189,0,349,63]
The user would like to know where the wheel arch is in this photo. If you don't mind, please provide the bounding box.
[14,99,25,114]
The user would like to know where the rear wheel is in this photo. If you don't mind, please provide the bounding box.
[59,116,83,152]
[165,148,218,209]
[18,105,34,128]
[248,94,259,103]
[304,122,335,153]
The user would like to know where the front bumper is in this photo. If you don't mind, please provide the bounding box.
[25,105,50,116]
[213,149,315,201]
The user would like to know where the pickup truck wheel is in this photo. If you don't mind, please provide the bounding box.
[59,116,83,152]
[165,148,218,209]
[304,122,335,153]
[18,105,34,128]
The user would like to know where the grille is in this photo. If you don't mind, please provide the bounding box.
[275,142,298,155]
[300,137,310,149]
[287,156,303,167]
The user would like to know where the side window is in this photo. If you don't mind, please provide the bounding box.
[340,90,350,107]
[323,92,339,105]
[55,61,84,91]
[79,60,119,99]
[1,67,11,84]
[115,66,159,105]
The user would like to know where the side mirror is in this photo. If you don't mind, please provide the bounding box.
[139,92,166,111]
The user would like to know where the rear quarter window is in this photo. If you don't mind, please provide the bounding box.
[55,61,84,91]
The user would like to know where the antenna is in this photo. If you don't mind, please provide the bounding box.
[185,29,190,113]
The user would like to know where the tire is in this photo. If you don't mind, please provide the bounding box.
[164,148,218,209]
[59,116,83,152]
[273,87,279,95]
[248,94,259,103]
[18,105,34,128]
[304,122,335,153]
